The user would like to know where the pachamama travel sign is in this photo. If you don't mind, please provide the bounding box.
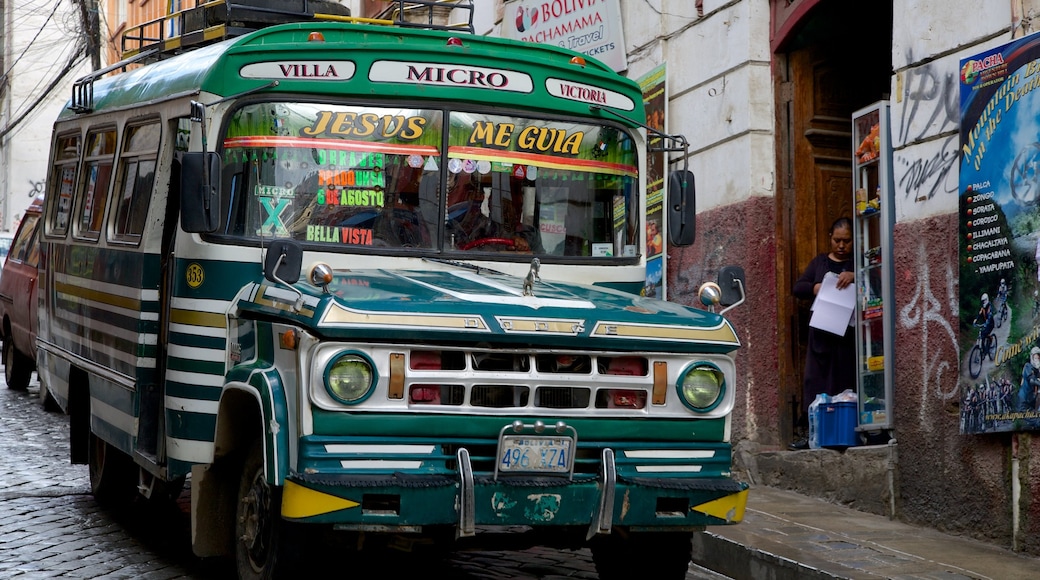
[958,30,1040,434]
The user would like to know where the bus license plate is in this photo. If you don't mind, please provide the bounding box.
[498,435,572,474]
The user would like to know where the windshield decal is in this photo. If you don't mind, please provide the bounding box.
[258,195,292,236]
[301,111,427,139]
[224,135,438,157]
[448,146,636,177]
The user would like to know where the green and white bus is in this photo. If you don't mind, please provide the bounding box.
[36,2,747,578]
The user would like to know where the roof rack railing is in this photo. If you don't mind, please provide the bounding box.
[118,1,473,62]
[120,1,356,61]
[69,48,161,113]
[380,1,474,34]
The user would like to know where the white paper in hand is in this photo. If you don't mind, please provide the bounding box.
[809,271,855,336]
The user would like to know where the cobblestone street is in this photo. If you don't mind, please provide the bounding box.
[0,375,725,579]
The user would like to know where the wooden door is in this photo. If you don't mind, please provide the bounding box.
[775,41,858,440]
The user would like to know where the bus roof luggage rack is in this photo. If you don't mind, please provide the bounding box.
[377,1,474,34]
[72,1,474,114]
[120,1,354,61]
[119,1,472,63]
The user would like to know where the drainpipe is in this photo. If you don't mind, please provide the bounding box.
[1012,433,1020,550]
[887,433,898,518]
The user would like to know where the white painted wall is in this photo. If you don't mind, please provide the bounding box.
[0,0,88,232]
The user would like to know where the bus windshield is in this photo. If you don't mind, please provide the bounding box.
[219,102,639,258]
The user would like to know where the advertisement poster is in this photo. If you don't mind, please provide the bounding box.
[958,32,1040,433]
[501,0,628,73]
[639,63,666,299]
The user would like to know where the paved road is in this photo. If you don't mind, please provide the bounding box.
[0,373,728,579]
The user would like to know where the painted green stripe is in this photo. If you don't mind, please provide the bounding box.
[168,330,227,350]
[50,243,162,289]
[167,356,226,375]
[166,381,223,402]
[166,409,218,442]
[172,258,262,300]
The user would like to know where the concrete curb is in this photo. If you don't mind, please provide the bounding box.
[692,529,849,580]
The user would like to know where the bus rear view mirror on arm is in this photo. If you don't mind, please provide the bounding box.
[668,169,696,246]
[179,151,221,233]
[264,239,302,285]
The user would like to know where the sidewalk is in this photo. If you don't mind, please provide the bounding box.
[692,485,1040,580]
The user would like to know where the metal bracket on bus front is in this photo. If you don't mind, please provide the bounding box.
[587,448,616,539]
[457,447,475,538]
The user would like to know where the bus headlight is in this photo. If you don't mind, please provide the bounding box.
[325,353,375,404]
[677,364,724,411]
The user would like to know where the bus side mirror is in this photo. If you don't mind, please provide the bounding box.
[697,265,746,315]
[179,152,221,233]
[668,169,696,246]
[718,265,746,307]
[264,239,303,285]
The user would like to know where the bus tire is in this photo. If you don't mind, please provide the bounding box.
[235,440,293,580]
[88,431,137,505]
[3,331,32,391]
[590,530,693,580]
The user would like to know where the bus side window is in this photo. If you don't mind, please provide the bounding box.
[47,133,81,237]
[74,128,117,241]
[113,121,160,241]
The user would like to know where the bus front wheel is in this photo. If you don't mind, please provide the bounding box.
[235,440,294,580]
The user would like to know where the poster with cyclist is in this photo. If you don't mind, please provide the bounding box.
[959,32,1040,434]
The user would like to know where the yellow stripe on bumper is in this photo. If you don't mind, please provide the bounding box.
[281,480,360,519]
[691,488,748,523]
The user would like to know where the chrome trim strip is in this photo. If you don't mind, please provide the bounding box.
[36,338,137,391]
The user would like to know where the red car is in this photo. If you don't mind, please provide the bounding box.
[0,196,42,391]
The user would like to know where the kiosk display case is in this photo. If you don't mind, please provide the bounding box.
[852,102,895,434]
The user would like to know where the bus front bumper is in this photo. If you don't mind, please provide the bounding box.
[281,448,749,535]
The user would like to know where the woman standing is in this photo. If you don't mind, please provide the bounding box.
[790,217,856,449]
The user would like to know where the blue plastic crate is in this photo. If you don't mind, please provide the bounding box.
[817,401,858,448]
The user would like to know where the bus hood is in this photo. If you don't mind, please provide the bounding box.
[239,267,740,354]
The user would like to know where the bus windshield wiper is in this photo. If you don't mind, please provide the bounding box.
[422,257,506,276]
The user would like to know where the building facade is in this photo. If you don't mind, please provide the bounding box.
[0,0,91,232]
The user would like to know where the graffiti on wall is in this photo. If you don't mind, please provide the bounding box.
[895,135,960,203]
[27,179,44,198]
[898,243,959,403]
[894,57,960,203]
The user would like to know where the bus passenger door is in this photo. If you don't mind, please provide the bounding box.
[134,117,184,480]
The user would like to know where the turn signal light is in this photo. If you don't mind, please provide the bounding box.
[570,56,586,67]
[309,32,325,42]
